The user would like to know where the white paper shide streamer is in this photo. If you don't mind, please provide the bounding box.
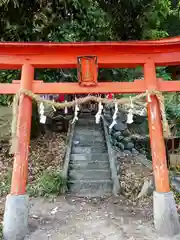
[39,102,47,124]
[95,102,103,124]
[52,99,56,112]
[109,101,118,129]
[126,96,134,124]
[72,103,79,124]
[64,100,68,114]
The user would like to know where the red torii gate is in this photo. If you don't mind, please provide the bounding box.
[1,37,180,239]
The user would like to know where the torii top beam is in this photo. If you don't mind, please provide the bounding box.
[0,36,180,94]
[0,36,180,69]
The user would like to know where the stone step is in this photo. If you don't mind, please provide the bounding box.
[74,129,104,137]
[73,135,104,143]
[72,141,106,148]
[76,120,101,125]
[78,116,95,120]
[69,161,109,170]
[69,169,111,180]
[76,118,97,125]
[68,179,113,197]
[70,153,109,162]
[75,124,101,128]
[75,128,102,133]
[67,113,112,197]
[79,112,95,117]
[71,147,91,154]
[72,140,104,146]
[74,130,103,136]
[73,135,103,143]
[71,146,107,154]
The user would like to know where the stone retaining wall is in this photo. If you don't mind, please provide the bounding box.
[103,105,151,158]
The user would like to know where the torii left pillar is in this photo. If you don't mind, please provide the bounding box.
[3,64,34,240]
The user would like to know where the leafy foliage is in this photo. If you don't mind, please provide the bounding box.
[0,0,112,42]
[99,0,178,40]
[142,0,172,39]
[0,168,67,198]
[99,0,154,40]
[27,169,67,197]
[0,70,20,105]
[164,0,180,37]
[156,67,172,80]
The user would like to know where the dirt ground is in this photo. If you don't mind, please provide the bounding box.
[23,152,180,240]
[25,195,180,240]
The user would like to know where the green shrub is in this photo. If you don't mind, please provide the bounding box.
[27,169,67,197]
[0,168,67,198]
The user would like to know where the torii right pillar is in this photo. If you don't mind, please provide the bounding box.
[144,61,180,237]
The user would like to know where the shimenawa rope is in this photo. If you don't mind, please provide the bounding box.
[10,89,170,154]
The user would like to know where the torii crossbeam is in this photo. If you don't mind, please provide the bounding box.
[1,37,180,239]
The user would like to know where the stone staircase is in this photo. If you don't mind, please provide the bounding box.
[67,110,113,197]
